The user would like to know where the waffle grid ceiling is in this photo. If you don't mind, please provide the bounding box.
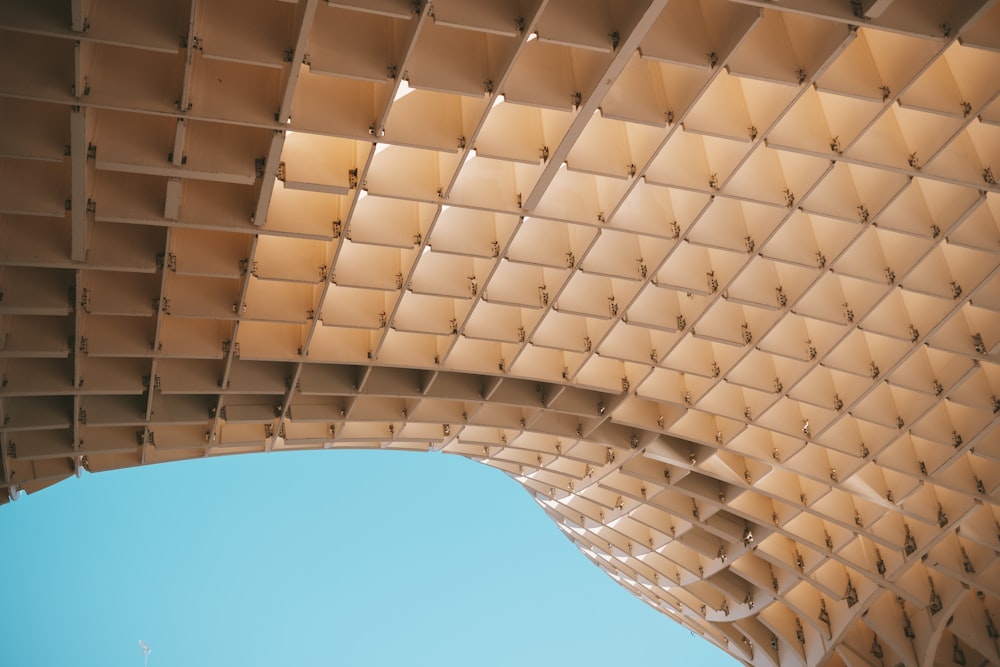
[2,1,1000,665]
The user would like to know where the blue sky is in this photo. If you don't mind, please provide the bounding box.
[0,449,737,666]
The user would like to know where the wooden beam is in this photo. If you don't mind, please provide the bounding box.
[253,0,318,226]
[70,0,88,32]
[523,0,670,212]
[70,106,88,262]
[164,177,183,220]
[863,0,897,19]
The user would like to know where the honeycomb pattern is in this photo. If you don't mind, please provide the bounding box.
[2,1,1000,665]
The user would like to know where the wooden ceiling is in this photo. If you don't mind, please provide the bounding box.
[2,1,1000,665]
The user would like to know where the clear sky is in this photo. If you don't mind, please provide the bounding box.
[0,449,738,667]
